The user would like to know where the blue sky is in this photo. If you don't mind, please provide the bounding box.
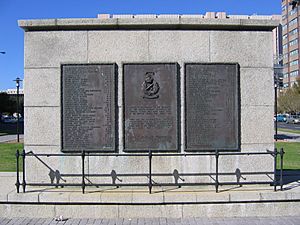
[0,0,281,90]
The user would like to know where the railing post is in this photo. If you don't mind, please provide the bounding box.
[215,150,219,193]
[22,149,26,193]
[273,148,278,191]
[280,148,285,191]
[15,149,20,193]
[81,150,85,194]
[149,150,152,194]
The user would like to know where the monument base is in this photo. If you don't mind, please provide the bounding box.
[1,173,299,219]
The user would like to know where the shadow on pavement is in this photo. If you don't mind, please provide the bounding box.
[274,134,300,140]
[277,170,300,190]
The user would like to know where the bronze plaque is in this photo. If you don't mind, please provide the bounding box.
[123,63,179,152]
[185,63,240,151]
[62,64,116,152]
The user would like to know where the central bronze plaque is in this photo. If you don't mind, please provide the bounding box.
[123,63,180,152]
[62,64,116,152]
[185,63,240,151]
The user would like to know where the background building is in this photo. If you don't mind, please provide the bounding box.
[282,0,300,89]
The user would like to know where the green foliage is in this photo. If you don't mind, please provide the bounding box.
[275,142,300,170]
[0,143,23,171]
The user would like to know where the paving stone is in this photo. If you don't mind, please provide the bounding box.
[99,219,110,225]
[2,217,300,225]
[17,218,29,225]
[0,219,10,225]
[65,219,80,225]
[143,218,154,225]
[129,218,138,225]
[92,219,103,225]
[137,218,145,225]
[193,218,212,225]
[159,218,167,225]
[30,218,41,225]
[113,219,123,225]
[107,219,118,225]
[79,219,89,225]
[20,218,33,225]
[48,219,59,225]
[64,219,77,225]
[285,217,300,225]
[122,219,131,225]
[181,218,195,225]
[86,218,95,225]
[8,218,26,225]
[166,218,180,225]
[33,218,45,225]
[40,218,53,225]
[5,218,17,225]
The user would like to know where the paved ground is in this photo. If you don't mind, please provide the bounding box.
[1,217,300,225]
[0,134,23,143]
[278,121,300,131]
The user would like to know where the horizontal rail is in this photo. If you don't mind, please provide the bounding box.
[25,151,277,157]
[59,171,274,177]
[23,181,274,187]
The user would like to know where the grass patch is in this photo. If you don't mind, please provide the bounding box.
[0,143,23,172]
[275,142,300,170]
[278,128,300,135]
[0,142,298,172]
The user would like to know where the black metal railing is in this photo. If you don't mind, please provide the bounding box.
[15,148,285,194]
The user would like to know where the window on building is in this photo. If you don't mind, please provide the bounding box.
[290,60,299,66]
[289,28,298,36]
[283,43,288,49]
[289,38,298,46]
[283,83,289,88]
[290,70,299,77]
[283,14,287,20]
[284,53,289,59]
[283,73,289,78]
[290,49,299,57]
[283,24,288,30]
[289,8,297,16]
[282,5,286,11]
[283,34,288,40]
[289,18,298,27]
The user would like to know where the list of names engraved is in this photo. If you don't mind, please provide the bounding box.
[124,64,179,151]
[62,64,115,152]
[185,64,239,151]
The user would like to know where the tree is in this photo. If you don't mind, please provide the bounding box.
[0,93,24,116]
[278,77,300,113]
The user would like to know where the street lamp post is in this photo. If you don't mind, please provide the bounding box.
[274,81,278,141]
[13,77,22,142]
[273,54,283,142]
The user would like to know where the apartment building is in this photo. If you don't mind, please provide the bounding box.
[282,0,300,88]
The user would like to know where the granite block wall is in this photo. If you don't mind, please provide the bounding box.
[21,19,276,185]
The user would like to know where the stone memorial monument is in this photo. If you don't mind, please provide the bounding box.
[18,14,278,185]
